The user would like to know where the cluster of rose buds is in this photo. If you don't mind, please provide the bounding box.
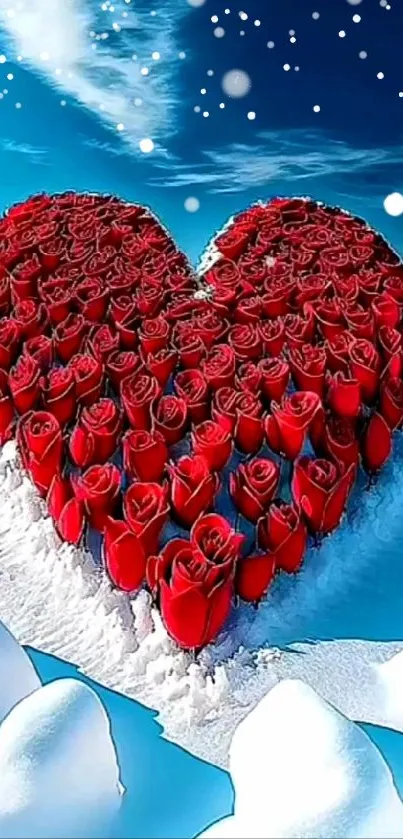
[1,192,402,651]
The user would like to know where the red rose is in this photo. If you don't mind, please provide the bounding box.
[326,370,361,419]
[258,358,290,404]
[172,326,206,369]
[123,482,169,556]
[314,416,360,469]
[73,464,121,532]
[261,276,293,318]
[294,274,331,307]
[41,367,76,427]
[378,326,402,378]
[17,410,63,496]
[371,293,400,329]
[229,457,280,522]
[146,536,234,650]
[106,351,143,391]
[24,335,53,372]
[291,456,355,535]
[201,344,236,390]
[121,372,161,430]
[265,391,323,461]
[75,277,109,322]
[103,517,146,592]
[191,512,244,565]
[38,281,71,325]
[192,420,233,471]
[283,313,315,349]
[234,296,262,324]
[289,344,327,397]
[109,294,137,326]
[315,299,346,341]
[123,429,167,482]
[13,299,48,339]
[258,319,285,357]
[205,259,239,290]
[235,391,264,454]
[174,369,209,424]
[380,377,403,430]
[138,316,170,355]
[235,362,262,395]
[54,313,88,363]
[361,412,392,473]
[215,228,251,259]
[152,395,188,446]
[325,331,355,374]
[212,387,238,434]
[87,324,120,362]
[229,323,262,360]
[144,348,177,388]
[349,339,381,403]
[69,354,104,406]
[47,474,85,545]
[9,354,41,414]
[258,500,307,573]
[168,454,219,527]
[0,368,14,444]
[0,318,19,370]
[235,552,276,603]
[69,398,122,467]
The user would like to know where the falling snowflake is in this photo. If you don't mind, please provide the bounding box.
[384,193,403,216]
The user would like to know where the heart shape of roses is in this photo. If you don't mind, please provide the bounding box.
[0,192,401,652]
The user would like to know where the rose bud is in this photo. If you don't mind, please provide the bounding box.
[315,416,360,469]
[229,457,280,523]
[69,354,104,407]
[378,326,402,379]
[361,412,392,474]
[229,323,262,361]
[315,299,346,341]
[258,318,285,357]
[289,343,327,397]
[151,395,188,446]
[54,313,88,363]
[123,429,168,482]
[258,500,307,573]
[235,361,262,395]
[47,474,85,545]
[146,537,234,650]
[235,552,276,602]
[234,296,262,324]
[283,313,315,349]
[258,358,290,404]
[342,302,375,341]
[212,387,239,435]
[41,367,76,427]
[172,326,206,369]
[261,277,293,318]
[106,350,143,391]
[168,455,220,528]
[294,274,331,307]
[17,410,63,496]
[215,227,250,260]
[138,316,170,356]
[9,354,41,414]
[103,516,146,592]
[69,398,122,467]
[24,335,53,372]
[75,277,109,322]
[380,377,403,430]
[349,339,381,404]
[372,293,400,329]
[201,344,236,390]
[73,463,121,532]
[123,482,169,557]
[291,455,355,535]
[0,317,20,370]
[192,420,233,471]
[191,513,244,566]
[145,348,178,388]
[0,369,14,444]
[174,369,209,424]
[235,391,264,454]
[326,370,361,419]
[265,391,324,461]
[121,372,161,430]
[325,331,355,374]
[38,280,71,325]
[13,299,48,340]
[87,323,120,362]
[196,310,229,347]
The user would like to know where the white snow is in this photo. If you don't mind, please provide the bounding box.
[376,651,403,730]
[0,620,40,723]
[0,678,122,839]
[198,680,403,839]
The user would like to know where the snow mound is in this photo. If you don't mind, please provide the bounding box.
[0,678,123,839]
[199,679,403,839]
[0,620,41,723]
[376,651,403,730]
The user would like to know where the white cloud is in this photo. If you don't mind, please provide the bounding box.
[0,0,189,154]
[0,138,49,163]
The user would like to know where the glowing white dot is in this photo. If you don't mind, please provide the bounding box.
[101,2,108,9]
[313,104,321,112]
[224,8,230,13]
[247,110,256,120]
[347,0,363,4]
[117,122,125,131]
[207,69,214,76]
[184,196,200,212]
[17,56,22,62]
[352,14,361,22]
[211,15,219,23]
[194,105,201,112]
[15,102,21,109]
[203,111,209,117]
[179,51,186,59]
[139,138,154,153]
[186,0,206,5]
[283,63,291,71]
[294,65,300,71]
[290,36,297,43]
[239,11,248,20]
[240,30,245,35]
[312,12,320,19]
[214,26,225,37]
[134,97,142,106]
[289,29,295,35]
[219,102,225,108]
[267,40,275,48]
[201,88,207,94]
[380,0,388,5]
[112,22,121,32]
[132,54,137,60]
[359,50,367,58]
[2,89,7,94]
[254,19,261,26]
[0,94,3,99]
[152,51,160,60]
[386,3,391,8]
[60,100,66,107]
[6,73,13,80]
[377,71,385,79]
[399,91,403,98]
[40,51,50,60]
[122,11,128,17]
[221,68,251,98]
[140,67,149,76]
[339,30,346,37]
[384,192,403,216]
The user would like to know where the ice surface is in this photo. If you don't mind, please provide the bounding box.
[0,678,123,838]
[199,680,403,839]
[0,620,41,723]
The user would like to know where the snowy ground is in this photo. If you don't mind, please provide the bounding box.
[1,433,403,767]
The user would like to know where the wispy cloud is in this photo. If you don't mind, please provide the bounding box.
[151,129,403,193]
[0,0,190,154]
[0,138,48,163]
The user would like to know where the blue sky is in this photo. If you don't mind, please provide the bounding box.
[0,0,401,263]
